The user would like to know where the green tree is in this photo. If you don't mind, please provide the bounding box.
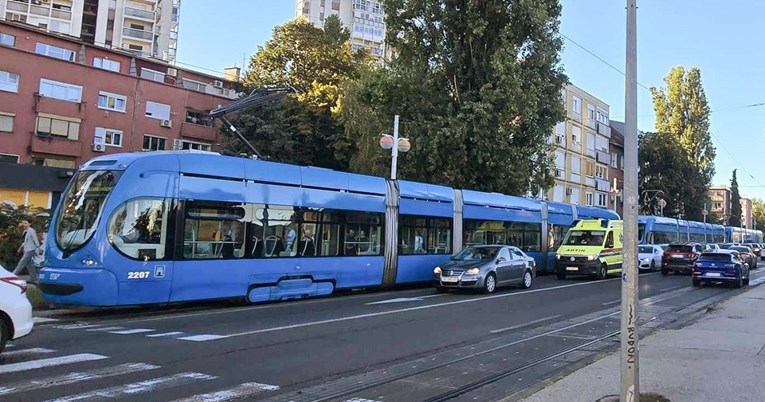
[224,17,373,169]
[730,169,742,227]
[650,66,716,220]
[0,204,50,268]
[752,198,765,231]
[343,0,566,194]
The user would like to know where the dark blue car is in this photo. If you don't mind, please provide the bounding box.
[692,250,750,288]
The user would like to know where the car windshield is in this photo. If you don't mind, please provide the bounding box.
[55,170,121,255]
[563,230,606,246]
[731,247,750,253]
[452,246,499,261]
[638,246,654,254]
[666,245,692,253]
[699,253,731,262]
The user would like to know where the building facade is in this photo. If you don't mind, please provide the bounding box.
[0,161,74,209]
[548,84,612,209]
[0,20,239,170]
[742,197,753,229]
[707,186,754,228]
[295,0,386,60]
[1,0,180,62]
[608,120,625,216]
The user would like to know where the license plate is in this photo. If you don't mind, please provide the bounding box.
[672,254,683,258]
[566,267,578,271]
[705,272,721,277]
[441,276,459,283]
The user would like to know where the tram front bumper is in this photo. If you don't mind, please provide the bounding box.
[38,267,118,306]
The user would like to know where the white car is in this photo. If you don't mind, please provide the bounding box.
[0,264,34,354]
[638,244,664,271]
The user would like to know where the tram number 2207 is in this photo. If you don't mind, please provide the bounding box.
[127,271,151,279]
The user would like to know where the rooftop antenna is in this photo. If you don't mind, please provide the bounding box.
[209,84,301,159]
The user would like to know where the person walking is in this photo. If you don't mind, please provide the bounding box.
[13,219,41,282]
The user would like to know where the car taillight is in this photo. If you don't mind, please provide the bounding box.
[1,276,27,293]
[690,253,699,260]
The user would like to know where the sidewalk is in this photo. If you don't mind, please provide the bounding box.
[519,284,765,402]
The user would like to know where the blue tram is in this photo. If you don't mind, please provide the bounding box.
[39,151,619,306]
[724,226,763,243]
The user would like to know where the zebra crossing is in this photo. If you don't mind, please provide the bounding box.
[0,345,380,401]
[50,323,229,342]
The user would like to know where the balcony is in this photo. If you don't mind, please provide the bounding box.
[586,118,597,130]
[596,179,610,192]
[51,8,73,20]
[122,27,154,42]
[31,135,82,158]
[30,4,50,17]
[7,1,28,13]
[596,150,611,165]
[124,6,156,21]
[181,121,217,142]
[569,112,582,124]
[597,122,611,137]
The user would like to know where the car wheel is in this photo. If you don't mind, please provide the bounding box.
[692,278,701,287]
[520,270,533,289]
[735,272,744,288]
[483,273,497,294]
[0,318,8,355]
[435,286,448,293]
[597,263,608,280]
[556,272,566,280]
[744,277,750,286]
[650,260,656,271]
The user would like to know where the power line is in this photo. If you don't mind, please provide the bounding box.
[561,32,765,188]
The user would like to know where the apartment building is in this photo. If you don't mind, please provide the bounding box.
[548,84,612,208]
[708,186,754,228]
[295,0,386,60]
[607,121,625,216]
[0,20,239,171]
[0,0,180,62]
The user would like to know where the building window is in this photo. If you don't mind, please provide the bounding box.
[33,158,76,169]
[185,110,213,126]
[0,70,18,93]
[35,43,76,61]
[182,79,206,92]
[36,114,80,140]
[572,96,581,114]
[553,185,564,202]
[611,152,618,168]
[596,165,608,179]
[181,140,211,151]
[93,57,121,72]
[128,44,144,51]
[586,192,594,206]
[587,104,596,121]
[587,132,595,153]
[596,108,609,124]
[97,91,127,112]
[0,112,14,133]
[597,193,607,207]
[0,153,19,163]
[143,135,166,151]
[570,188,580,205]
[571,125,581,145]
[141,68,165,83]
[571,156,581,175]
[39,79,82,102]
[94,127,123,147]
[145,101,171,120]
[0,33,14,47]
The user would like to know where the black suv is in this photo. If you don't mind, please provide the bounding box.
[662,242,704,275]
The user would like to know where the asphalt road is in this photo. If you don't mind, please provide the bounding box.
[2,269,761,402]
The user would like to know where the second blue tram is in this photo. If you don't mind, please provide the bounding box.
[39,151,619,306]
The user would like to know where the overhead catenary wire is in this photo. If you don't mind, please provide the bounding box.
[561,33,765,188]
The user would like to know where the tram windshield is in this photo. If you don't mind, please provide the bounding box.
[56,170,121,255]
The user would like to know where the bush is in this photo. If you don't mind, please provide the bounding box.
[0,203,51,269]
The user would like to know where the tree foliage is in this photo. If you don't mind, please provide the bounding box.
[344,0,567,195]
[0,204,50,268]
[751,198,765,230]
[223,17,373,170]
[730,169,742,227]
[647,66,716,220]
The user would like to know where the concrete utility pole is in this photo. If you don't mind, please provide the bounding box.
[621,0,640,401]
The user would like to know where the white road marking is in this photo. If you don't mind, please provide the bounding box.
[366,297,428,305]
[34,317,60,323]
[602,300,620,306]
[85,326,126,332]
[0,354,108,374]
[0,363,160,396]
[660,286,683,292]
[53,324,103,330]
[170,382,280,402]
[345,398,381,402]
[44,372,217,402]
[490,315,563,334]
[107,329,155,335]
[223,276,637,339]
[147,331,185,338]
[178,334,229,342]
[0,348,55,358]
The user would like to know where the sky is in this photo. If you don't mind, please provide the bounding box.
[176,0,765,201]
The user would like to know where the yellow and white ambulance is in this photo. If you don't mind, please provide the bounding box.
[554,219,624,280]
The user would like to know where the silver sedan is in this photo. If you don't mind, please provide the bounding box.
[433,245,536,294]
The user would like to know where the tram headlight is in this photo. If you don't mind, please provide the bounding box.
[466,267,480,275]
[433,267,442,275]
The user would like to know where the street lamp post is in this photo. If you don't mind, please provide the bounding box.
[658,198,666,217]
[379,115,411,180]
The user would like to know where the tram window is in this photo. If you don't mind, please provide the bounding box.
[250,205,297,258]
[399,216,452,255]
[183,202,247,260]
[548,224,569,252]
[463,220,506,247]
[108,198,168,261]
[345,212,383,256]
[508,223,542,252]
